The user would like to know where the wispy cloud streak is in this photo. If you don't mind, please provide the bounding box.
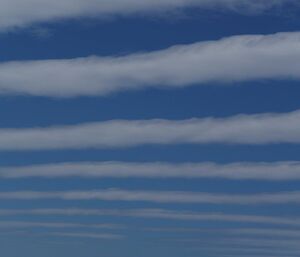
[1,110,300,151]
[48,232,123,240]
[0,208,299,227]
[0,32,300,97]
[2,161,300,180]
[147,227,300,238]
[180,237,300,250]
[186,246,300,257]
[0,0,295,31]
[0,221,120,229]
[1,189,300,204]
[175,237,300,256]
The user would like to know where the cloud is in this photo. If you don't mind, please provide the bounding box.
[203,238,300,251]
[222,228,300,239]
[1,110,300,151]
[178,237,300,255]
[0,0,295,31]
[2,161,300,180]
[48,232,123,240]
[1,208,300,227]
[1,189,300,204]
[0,32,300,97]
[146,227,300,239]
[0,221,120,229]
[188,246,300,257]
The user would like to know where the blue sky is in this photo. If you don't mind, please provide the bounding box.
[1,1,300,257]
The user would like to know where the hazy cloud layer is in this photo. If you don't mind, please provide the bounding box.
[1,189,300,204]
[0,32,300,97]
[0,0,295,31]
[1,110,300,151]
[2,161,300,180]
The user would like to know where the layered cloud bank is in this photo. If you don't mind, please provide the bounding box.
[0,32,300,97]
[1,110,300,151]
[0,0,295,31]
[1,189,300,204]
[2,161,300,180]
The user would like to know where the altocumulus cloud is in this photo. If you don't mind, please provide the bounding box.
[0,32,300,97]
[1,110,300,151]
[2,161,300,180]
[0,0,295,31]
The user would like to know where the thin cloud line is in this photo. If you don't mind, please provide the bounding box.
[145,227,300,238]
[1,110,300,151]
[0,208,299,226]
[185,245,300,257]
[47,232,124,240]
[0,0,295,31]
[1,161,300,180]
[0,221,122,229]
[1,189,300,204]
[175,237,300,250]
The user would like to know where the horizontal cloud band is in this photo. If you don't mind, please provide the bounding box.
[1,110,300,150]
[147,227,300,239]
[1,208,300,227]
[0,0,295,31]
[1,189,300,204]
[0,221,119,229]
[2,161,300,180]
[3,221,300,239]
[1,32,300,97]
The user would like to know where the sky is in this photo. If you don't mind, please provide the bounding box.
[1,1,300,257]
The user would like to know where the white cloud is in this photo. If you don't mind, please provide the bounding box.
[1,189,300,204]
[1,110,300,150]
[2,161,300,180]
[0,0,295,31]
[0,32,300,97]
